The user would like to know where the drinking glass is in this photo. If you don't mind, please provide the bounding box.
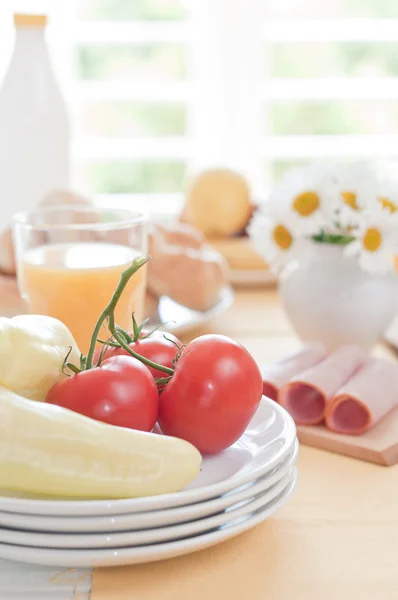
[13,205,148,352]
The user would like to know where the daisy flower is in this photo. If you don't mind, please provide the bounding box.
[331,160,379,212]
[253,158,398,273]
[265,162,341,236]
[373,159,398,211]
[344,202,398,273]
[248,211,304,273]
[379,196,398,214]
[376,176,398,215]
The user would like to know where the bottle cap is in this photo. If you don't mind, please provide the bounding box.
[13,14,47,27]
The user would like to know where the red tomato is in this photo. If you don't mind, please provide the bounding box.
[46,356,159,432]
[93,331,181,380]
[158,335,263,454]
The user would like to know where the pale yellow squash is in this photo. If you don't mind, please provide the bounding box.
[0,387,202,499]
[0,314,81,401]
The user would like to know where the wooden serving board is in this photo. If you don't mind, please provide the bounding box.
[297,407,398,466]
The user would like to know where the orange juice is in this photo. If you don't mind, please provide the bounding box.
[20,242,147,352]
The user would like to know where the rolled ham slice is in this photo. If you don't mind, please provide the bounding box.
[325,358,398,435]
[261,343,327,401]
[278,345,366,425]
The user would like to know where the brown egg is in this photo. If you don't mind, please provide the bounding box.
[182,168,253,238]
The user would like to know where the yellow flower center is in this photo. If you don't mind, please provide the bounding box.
[342,191,359,210]
[292,191,320,217]
[379,197,397,213]
[363,227,382,252]
[272,224,293,250]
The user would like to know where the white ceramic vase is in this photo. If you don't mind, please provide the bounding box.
[278,243,398,351]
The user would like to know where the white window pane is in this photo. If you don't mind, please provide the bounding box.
[79,102,187,136]
[79,161,186,193]
[269,159,319,182]
[78,0,188,20]
[269,42,398,78]
[266,0,398,18]
[269,100,398,135]
[76,44,187,81]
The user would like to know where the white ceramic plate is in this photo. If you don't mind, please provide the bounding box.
[152,285,234,335]
[0,469,295,549]
[0,471,297,567]
[0,397,296,516]
[0,442,298,533]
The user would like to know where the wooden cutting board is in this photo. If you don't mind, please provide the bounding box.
[297,407,398,466]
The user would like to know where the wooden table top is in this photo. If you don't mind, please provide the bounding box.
[92,286,398,600]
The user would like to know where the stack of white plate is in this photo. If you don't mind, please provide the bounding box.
[0,397,298,568]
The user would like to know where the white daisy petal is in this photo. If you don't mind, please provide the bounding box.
[333,159,379,212]
[254,158,398,274]
[345,199,397,273]
[263,162,341,236]
[248,212,303,274]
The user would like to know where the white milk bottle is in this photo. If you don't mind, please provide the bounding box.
[0,13,70,231]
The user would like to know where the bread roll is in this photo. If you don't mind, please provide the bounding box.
[148,240,227,312]
[154,222,204,251]
[209,238,268,270]
[182,168,253,237]
[144,290,159,321]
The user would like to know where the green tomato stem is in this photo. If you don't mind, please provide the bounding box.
[140,320,176,340]
[84,255,175,377]
[97,338,119,348]
[110,328,174,376]
[131,312,141,342]
[85,256,150,370]
[66,362,81,375]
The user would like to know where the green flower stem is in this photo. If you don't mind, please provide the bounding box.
[311,232,355,245]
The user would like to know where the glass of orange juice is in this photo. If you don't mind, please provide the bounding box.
[13,205,148,352]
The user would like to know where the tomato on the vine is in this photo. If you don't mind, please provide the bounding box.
[46,355,159,432]
[93,331,181,381]
[158,334,263,454]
